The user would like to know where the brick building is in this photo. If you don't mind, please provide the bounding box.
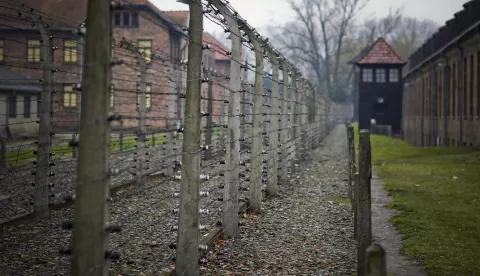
[402,0,480,147]
[0,0,185,137]
[163,10,234,124]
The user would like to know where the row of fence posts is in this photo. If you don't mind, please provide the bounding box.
[52,0,339,274]
[346,123,387,276]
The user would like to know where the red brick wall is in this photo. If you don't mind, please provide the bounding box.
[1,6,180,133]
[402,35,480,147]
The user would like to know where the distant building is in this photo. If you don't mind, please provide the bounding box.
[402,0,480,147]
[349,38,406,134]
[0,0,185,137]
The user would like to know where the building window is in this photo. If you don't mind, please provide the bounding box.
[110,85,114,108]
[362,68,373,82]
[138,39,152,63]
[389,69,399,82]
[170,36,180,61]
[0,40,4,62]
[8,95,16,118]
[114,11,138,27]
[64,40,78,62]
[123,12,130,26]
[376,69,386,83]
[132,12,139,26]
[24,96,31,118]
[137,84,152,109]
[114,12,121,26]
[27,40,41,62]
[63,85,77,107]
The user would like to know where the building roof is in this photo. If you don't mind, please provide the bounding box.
[0,66,41,94]
[203,32,231,61]
[404,0,480,77]
[162,11,189,27]
[351,38,405,65]
[8,0,185,36]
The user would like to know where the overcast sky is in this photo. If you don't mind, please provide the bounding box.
[154,0,469,35]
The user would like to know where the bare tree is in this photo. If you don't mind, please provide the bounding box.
[357,8,403,44]
[390,17,438,59]
[267,0,368,102]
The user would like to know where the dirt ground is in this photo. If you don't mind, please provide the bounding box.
[371,171,427,276]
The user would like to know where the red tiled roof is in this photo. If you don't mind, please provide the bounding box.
[203,32,231,61]
[162,10,189,27]
[356,38,405,64]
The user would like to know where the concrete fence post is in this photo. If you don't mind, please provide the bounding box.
[119,38,147,184]
[0,138,5,170]
[278,60,289,184]
[119,120,124,152]
[71,0,112,274]
[204,69,213,160]
[240,23,264,214]
[19,4,54,217]
[166,63,177,176]
[347,124,354,199]
[357,130,372,276]
[290,72,298,174]
[211,0,241,237]
[175,1,203,274]
[266,48,279,197]
[366,243,387,276]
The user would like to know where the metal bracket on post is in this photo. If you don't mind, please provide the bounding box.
[120,38,147,184]
[18,3,53,217]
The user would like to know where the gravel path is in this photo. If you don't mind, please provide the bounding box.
[201,124,356,275]
[0,139,248,276]
[371,171,427,276]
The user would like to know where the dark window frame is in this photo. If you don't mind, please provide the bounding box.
[362,68,373,83]
[23,95,31,118]
[113,11,139,28]
[389,68,399,83]
[114,12,121,26]
[27,39,41,63]
[8,95,16,118]
[375,68,386,83]
[64,39,78,63]
[63,84,77,108]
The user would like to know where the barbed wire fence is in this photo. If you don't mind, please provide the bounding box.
[0,0,344,275]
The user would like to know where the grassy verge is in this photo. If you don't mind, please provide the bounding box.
[5,134,168,167]
[4,126,223,167]
[353,123,480,276]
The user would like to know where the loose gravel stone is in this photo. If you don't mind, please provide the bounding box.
[201,125,356,275]
[0,125,355,276]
